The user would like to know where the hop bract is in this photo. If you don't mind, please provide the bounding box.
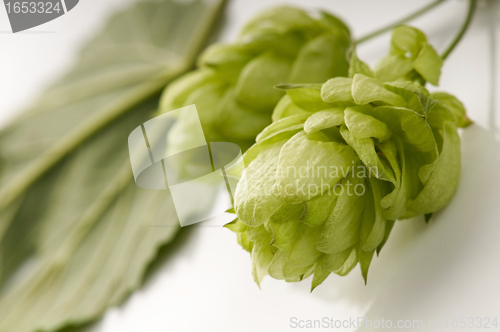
[159,6,352,151]
[226,26,471,290]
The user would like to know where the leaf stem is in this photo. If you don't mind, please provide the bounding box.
[356,0,447,44]
[441,0,477,60]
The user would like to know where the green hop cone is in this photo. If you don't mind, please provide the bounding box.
[226,26,472,290]
[159,6,352,152]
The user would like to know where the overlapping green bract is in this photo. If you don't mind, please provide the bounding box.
[159,6,352,151]
[227,26,471,290]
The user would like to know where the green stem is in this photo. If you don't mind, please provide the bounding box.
[441,0,476,60]
[356,0,447,44]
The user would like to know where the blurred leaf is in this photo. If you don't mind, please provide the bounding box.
[0,0,226,331]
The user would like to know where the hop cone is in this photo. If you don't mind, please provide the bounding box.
[159,6,352,152]
[226,26,472,290]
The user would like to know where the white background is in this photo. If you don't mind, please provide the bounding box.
[1,0,499,331]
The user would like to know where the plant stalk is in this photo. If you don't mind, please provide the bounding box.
[356,0,447,44]
[441,0,477,60]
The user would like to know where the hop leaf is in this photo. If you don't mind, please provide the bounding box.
[228,26,470,289]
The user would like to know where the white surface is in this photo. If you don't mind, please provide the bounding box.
[1,1,499,331]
